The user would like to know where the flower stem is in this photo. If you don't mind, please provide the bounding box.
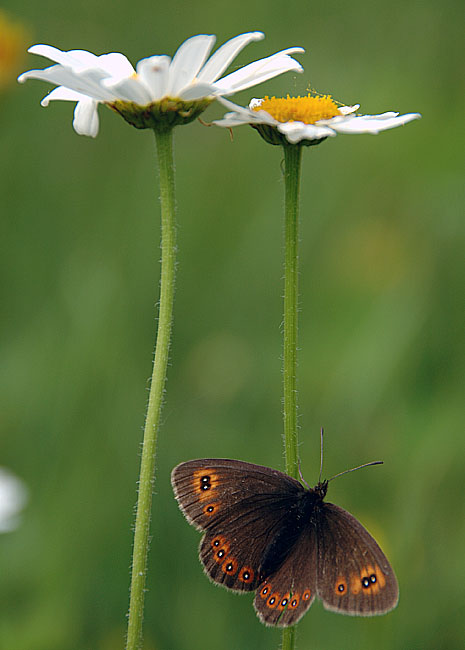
[282,143,302,481]
[126,127,176,650]
[282,626,296,650]
[281,142,303,650]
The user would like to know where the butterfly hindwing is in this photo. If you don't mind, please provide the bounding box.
[172,459,304,592]
[316,503,399,616]
[199,492,296,592]
[254,524,318,626]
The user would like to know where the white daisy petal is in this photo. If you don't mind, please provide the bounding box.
[18,64,75,86]
[41,86,91,105]
[215,48,304,95]
[19,64,115,101]
[136,55,171,101]
[213,113,252,127]
[248,108,277,125]
[197,32,264,83]
[103,76,152,104]
[28,45,135,77]
[361,111,399,119]
[338,104,360,115]
[73,98,100,137]
[167,35,216,97]
[94,52,135,77]
[27,44,100,68]
[178,82,219,101]
[278,121,336,142]
[215,96,277,125]
[218,95,254,114]
[329,112,421,134]
[249,97,263,109]
[67,69,119,100]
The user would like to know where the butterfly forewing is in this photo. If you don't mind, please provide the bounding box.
[316,503,399,616]
[172,459,304,592]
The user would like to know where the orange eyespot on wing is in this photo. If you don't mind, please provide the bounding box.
[200,531,261,592]
[375,564,387,589]
[349,565,387,596]
[334,576,347,596]
[210,535,230,564]
[317,503,399,615]
[203,502,219,516]
[238,566,254,583]
[266,592,280,609]
[193,469,220,499]
[288,594,300,609]
[302,589,312,602]
[222,557,239,575]
[277,593,291,611]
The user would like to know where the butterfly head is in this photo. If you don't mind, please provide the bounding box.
[311,479,328,501]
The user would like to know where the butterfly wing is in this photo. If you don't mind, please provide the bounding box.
[171,459,304,592]
[253,524,318,627]
[316,502,399,616]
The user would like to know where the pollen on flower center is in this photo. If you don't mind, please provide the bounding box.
[253,94,341,124]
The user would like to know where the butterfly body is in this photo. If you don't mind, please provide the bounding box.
[258,483,325,581]
[172,458,398,626]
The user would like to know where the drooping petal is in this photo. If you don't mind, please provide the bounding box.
[73,98,99,137]
[18,64,76,85]
[214,48,304,95]
[18,64,116,101]
[196,32,264,83]
[167,34,216,97]
[136,55,171,101]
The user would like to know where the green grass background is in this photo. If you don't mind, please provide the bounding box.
[1,0,464,648]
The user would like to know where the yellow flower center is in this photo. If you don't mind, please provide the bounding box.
[253,94,341,124]
[0,10,28,89]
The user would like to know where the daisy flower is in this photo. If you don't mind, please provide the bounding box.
[18,33,303,137]
[215,93,421,146]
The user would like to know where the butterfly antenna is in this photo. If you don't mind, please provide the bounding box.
[319,428,324,484]
[298,461,310,489]
[327,460,383,483]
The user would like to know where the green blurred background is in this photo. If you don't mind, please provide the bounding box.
[1,0,464,648]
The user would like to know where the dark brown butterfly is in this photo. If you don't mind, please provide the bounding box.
[171,454,399,627]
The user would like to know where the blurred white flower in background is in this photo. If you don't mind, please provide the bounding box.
[0,467,27,533]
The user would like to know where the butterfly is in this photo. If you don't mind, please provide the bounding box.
[171,453,399,627]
